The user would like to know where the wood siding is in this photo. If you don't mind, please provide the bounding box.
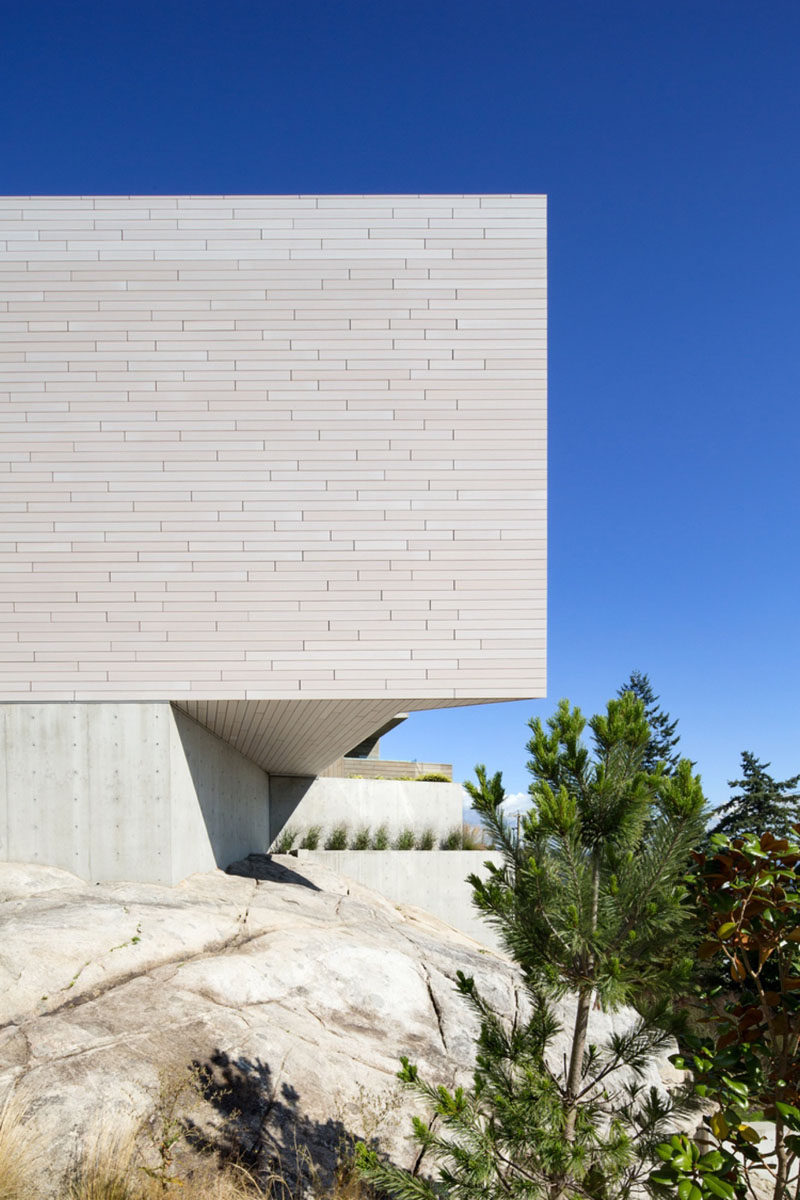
[0,195,546,702]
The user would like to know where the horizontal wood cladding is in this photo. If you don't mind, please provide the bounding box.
[174,696,479,776]
[0,195,546,700]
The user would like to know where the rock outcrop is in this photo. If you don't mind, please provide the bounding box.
[0,855,673,1194]
[0,855,522,1191]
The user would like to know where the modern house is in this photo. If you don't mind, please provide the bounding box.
[0,194,547,883]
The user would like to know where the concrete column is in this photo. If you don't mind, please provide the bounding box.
[0,703,270,884]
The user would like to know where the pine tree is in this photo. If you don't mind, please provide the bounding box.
[357,693,707,1200]
[618,670,682,774]
[709,750,800,840]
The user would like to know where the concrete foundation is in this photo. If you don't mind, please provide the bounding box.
[0,703,270,884]
[1,703,470,887]
[269,775,464,846]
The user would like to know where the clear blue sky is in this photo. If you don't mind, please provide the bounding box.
[3,0,798,810]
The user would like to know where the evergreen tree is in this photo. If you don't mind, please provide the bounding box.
[617,670,682,774]
[357,693,707,1200]
[709,750,800,840]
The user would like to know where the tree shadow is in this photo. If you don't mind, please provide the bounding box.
[184,1048,384,1196]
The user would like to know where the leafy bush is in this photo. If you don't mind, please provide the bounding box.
[299,826,322,851]
[416,773,451,783]
[371,826,389,850]
[350,826,371,850]
[439,827,462,850]
[393,829,415,850]
[324,824,349,851]
[654,826,800,1200]
[415,828,435,850]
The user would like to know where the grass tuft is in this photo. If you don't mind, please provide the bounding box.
[299,826,322,851]
[271,827,298,854]
[324,824,349,851]
[0,1092,39,1200]
[371,825,389,850]
[67,1118,141,1200]
[461,822,488,850]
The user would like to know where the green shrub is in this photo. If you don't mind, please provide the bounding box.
[371,825,390,850]
[417,772,451,782]
[394,828,415,850]
[325,824,348,851]
[415,828,435,850]
[299,825,322,850]
[440,827,462,850]
[271,827,297,854]
[351,826,372,850]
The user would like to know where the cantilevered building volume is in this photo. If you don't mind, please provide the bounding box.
[0,195,546,882]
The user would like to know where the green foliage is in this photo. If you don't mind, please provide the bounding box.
[350,826,372,850]
[654,827,800,1200]
[325,824,349,851]
[299,825,322,851]
[415,828,436,850]
[480,696,706,1010]
[416,773,451,783]
[371,825,390,851]
[272,827,298,854]
[709,750,800,840]
[649,1133,740,1200]
[439,828,462,851]
[394,828,416,851]
[359,693,708,1200]
[617,670,682,774]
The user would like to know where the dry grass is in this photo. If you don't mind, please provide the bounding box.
[0,1065,382,1200]
[0,1091,39,1200]
[461,822,489,850]
[67,1118,142,1200]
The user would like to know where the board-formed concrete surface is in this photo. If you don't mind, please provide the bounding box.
[0,702,269,883]
[268,774,465,845]
[294,848,505,949]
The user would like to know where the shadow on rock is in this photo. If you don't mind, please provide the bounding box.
[185,1049,383,1195]
[226,854,321,891]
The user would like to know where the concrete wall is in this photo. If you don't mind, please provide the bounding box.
[269,775,464,846]
[0,703,269,883]
[0,194,546,703]
[320,756,452,780]
[168,706,270,882]
[296,848,505,951]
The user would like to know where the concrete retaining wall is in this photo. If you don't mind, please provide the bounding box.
[295,848,505,951]
[0,703,269,884]
[321,758,452,781]
[269,775,464,846]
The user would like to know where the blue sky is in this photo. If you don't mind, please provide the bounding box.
[2,0,798,810]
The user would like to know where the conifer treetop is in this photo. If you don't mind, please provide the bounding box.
[617,669,682,774]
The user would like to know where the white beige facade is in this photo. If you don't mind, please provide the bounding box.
[0,195,546,879]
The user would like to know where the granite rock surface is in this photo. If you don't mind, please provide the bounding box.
[0,855,672,1193]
